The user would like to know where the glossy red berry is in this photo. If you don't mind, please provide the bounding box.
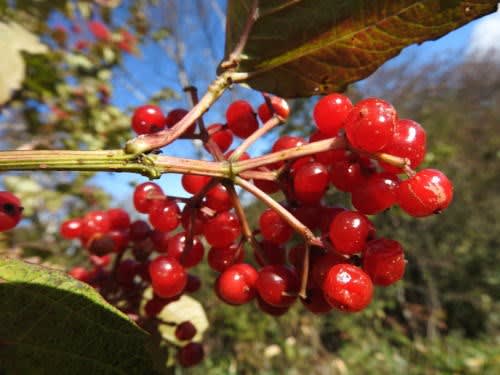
[323,263,373,312]
[380,119,427,173]
[81,210,111,239]
[257,96,290,123]
[259,208,292,245]
[180,207,209,235]
[202,211,241,248]
[256,265,299,307]
[329,210,372,255]
[148,200,180,232]
[293,162,329,204]
[215,263,258,305]
[181,174,211,195]
[344,98,397,153]
[60,218,83,239]
[204,184,232,212]
[131,105,166,135]
[313,93,353,136]
[206,123,233,153]
[207,243,244,272]
[175,321,197,341]
[133,182,164,214]
[0,192,23,232]
[166,232,204,268]
[397,169,453,217]
[351,172,400,215]
[363,238,405,286]
[177,343,204,367]
[270,135,307,169]
[226,100,258,139]
[149,256,187,298]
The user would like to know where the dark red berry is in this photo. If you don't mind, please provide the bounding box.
[165,108,196,134]
[166,232,204,268]
[175,321,197,341]
[207,243,244,272]
[177,342,204,367]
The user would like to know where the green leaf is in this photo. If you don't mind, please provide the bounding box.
[0,258,161,375]
[222,0,498,97]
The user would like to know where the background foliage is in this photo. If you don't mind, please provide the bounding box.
[0,1,499,374]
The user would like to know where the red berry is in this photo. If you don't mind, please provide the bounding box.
[204,184,232,212]
[108,230,130,253]
[165,108,196,134]
[149,256,187,298]
[254,240,287,266]
[206,123,233,153]
[330,159,367,192]
[344,98,397,153]
[181,174,211,195]
[175,321,197,341]
[131,105,166,135]
[256,265,299,307]
[185,274,201,293]
[81,210,111,239]
[107,208,131,230]
[259,208,292,245]
[207,243,244,272]
[0,192,22,232]
[363,238,406,286]
[166,232,204,268]
[380,119,427,174]
[226,100,258,138]
[313,93,353,136]
[293,162,329,204]
[351,172,400,215]
[270,135,306,169]
[133,182,164,214]
[180,207,209,235]
[397,169,453,217]
[177,342,204,367]
[323,263,373,312]
[256,296,290,316]
[88,20,111,41]
[309,130,348,165]
[202,211,241,248]
[257,96,290,123]
[224,149,251,161]
[148,200,180,232]
[253,172,280,194]
[329,210,372,255]
[318,206,346,235]
[60,218,83,239]
[129,220,151,242]
[300,288,333,314]
[215,263,258,305]
[144,296,169,317]
[311,251,346,288]
[68,267,92,283]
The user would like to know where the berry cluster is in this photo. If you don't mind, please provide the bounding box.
[60,92,452,367]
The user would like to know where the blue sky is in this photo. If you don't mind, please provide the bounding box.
[91,6,500,204]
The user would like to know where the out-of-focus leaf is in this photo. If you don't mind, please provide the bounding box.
[0,22,48,104]
[222,0,498,97]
